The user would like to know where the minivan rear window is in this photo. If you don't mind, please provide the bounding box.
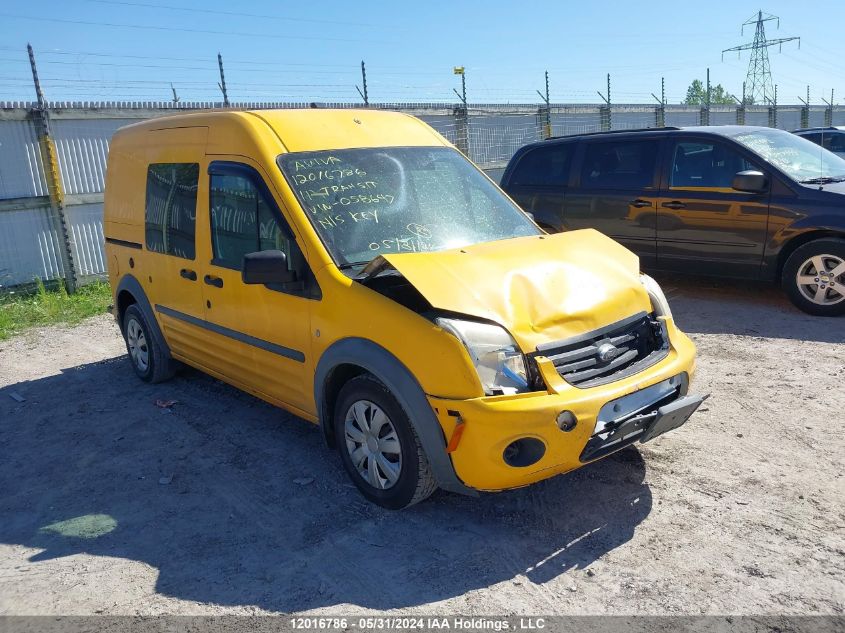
[580,140,659,189]
[509,144,573,187]
[145,163,199,259]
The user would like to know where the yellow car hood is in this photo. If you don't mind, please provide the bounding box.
[375,229,652,351]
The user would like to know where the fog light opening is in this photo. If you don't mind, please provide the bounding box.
[503,438,546,468]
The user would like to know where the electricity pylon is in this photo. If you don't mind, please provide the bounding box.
[722,10,799,105]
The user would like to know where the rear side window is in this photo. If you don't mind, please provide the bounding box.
[581,140,659,189]
[508,144,573,186]
[145,163,199,259]
[822,133,845,153]
[209,172,302,274]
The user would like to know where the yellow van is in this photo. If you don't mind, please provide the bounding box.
[104,109,702,509]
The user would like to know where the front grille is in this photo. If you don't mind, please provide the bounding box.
[534,311,668,388]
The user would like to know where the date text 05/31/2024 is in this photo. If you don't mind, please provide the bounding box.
[289,617,548,630]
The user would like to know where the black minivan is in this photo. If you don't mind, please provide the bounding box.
[500,126,845,316]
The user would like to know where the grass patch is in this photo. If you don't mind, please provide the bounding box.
[0,279,112,341]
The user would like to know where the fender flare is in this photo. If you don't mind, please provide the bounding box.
[115,274,172,361]
[314,337,476,497]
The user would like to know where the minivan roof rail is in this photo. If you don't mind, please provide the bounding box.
[546,127,681,140]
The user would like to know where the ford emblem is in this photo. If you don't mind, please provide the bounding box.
[597,342,621,363]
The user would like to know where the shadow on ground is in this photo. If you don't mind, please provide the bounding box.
[0,356,651,612]
[653,273,845,343]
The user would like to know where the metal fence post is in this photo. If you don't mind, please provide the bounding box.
[454,106,469,156]
[537,70,552,139]
[28,44,78,292]
[798,85,810,129]
[768,85,778,128]
[652,77,666,128]
[597,74,611,132]
[823,89,834,127]
[452,67,469,156]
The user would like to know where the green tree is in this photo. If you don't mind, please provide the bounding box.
[683,80,736,105]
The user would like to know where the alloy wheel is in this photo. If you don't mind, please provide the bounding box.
[796,254,845,306]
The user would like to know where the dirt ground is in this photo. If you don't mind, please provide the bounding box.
[0,275,843,617]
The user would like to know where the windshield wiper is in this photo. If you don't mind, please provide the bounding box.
[799,176,845,184]
[337,261,371,270]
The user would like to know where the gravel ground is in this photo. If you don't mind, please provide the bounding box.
[0,276,843,616]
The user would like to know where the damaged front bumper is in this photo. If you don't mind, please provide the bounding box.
[580,374,705,462]
[427,317,702,492]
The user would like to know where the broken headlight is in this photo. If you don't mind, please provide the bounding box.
[640,274,673,318]
[436,318,529,395]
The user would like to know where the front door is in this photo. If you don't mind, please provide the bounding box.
[563,137,661,268]
[196,159,318,416]
[655,138,770,278]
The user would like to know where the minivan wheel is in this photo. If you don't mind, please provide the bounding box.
[334,375,437,509]
[782,238,845,316]
[122,304,177,382]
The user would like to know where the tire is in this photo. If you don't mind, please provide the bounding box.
[782,238,845,317]
[122,304,177,383]
[334,374,437,509]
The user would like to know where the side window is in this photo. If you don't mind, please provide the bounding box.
[670,141,754,189]
[581,140,658,189]
[802,133,822,146]
[209,171,302,276]
[509,144,573,187]
[145,163,199,259]
[823,134,845,153]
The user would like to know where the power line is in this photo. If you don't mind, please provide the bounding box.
[0,13,392,44]
[83,0,398,28]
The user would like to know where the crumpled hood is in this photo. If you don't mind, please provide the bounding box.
[372,229,652,352]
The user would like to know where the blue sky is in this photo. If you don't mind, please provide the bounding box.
[0,0,842,104]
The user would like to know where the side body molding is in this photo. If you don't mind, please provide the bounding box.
[314,337,477,497]
[115,274,172,361]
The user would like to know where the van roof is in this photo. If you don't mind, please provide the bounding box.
[113,108,451,153]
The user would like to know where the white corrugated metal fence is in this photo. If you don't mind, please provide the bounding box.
[2,100,844,289]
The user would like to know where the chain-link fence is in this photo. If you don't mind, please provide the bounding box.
[2,100,845,289]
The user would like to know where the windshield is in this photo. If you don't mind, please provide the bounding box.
[726,128,845,183]
[277,146,539,267]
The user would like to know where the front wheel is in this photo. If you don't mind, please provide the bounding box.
[782,238,845,316]
[334,375,437,509]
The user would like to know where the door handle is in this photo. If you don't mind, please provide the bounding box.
[630,199,653,208]
[204,275,224,288]
[662,201,686,210]
[179,268,197,281]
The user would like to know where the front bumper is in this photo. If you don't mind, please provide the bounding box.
[427,317,699,491]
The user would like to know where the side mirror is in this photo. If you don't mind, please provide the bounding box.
[524,210,536,222]
[732,170,768,193]
[242,250,297,285]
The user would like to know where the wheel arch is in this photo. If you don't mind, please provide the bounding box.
[776,230,845,281]
[114,274,172,361]
[314,337,476,496]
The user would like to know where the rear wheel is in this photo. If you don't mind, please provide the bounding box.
[782,238,845,316]
[334,375,437,509]
[122,304,177,383]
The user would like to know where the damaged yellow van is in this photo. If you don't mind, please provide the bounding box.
[104,109,702,509]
